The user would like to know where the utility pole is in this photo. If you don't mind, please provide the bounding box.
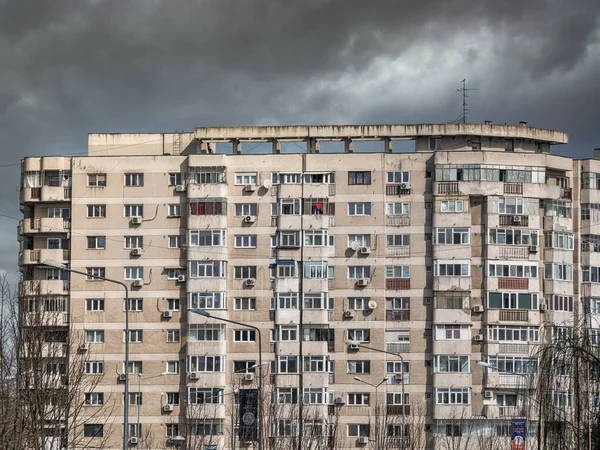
[456,79,476,124]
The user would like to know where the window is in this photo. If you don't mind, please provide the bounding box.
[348,202,371,216]
[277,325,298,341]
[434,324,470,340]
[347,424,370,437]
[547,232,574,249]
[435,292,468,309]
[275,293,299,309]
[87,204,106,218]
[347,360,370,374]
[440,200,464,212]
[125,330,143,343]
[166,361,179,374]
[487,325,539,343]
[126,392,142,406]
[235,297,256,310]
[348,266,370,279]
[553,391,573,408]
[189,387,224,404]
[348,234,371,247]
[348,171,371,185]
[234,329,256,342]
[84,393,104,406]
[124,204,143,217]
[434,260,470,277]
[275,262,296,278]
[303,388,327,404]
[189,260,226,278]
[304,230,328,246]
[435,228,470,244]
[349,298,370,310]
[273,420,298,437]
[386,392,410,405]
[84,424,103,438]
[582,204,600,220]
[386,265,410,278]
[166,393,180,406]
[279,231,300,247]
[235,203,258,216]
[86,299,104,312]
[279,198,302,215]
[303,198,334,215]
[483,356,538,373]
[435,164,546,183]
[86,267,105,280]
[189,199,226,215]
[235,172,258,185]
[303,356,327,372]
[85,361,104,374]
[168,204,181,217]
[488,261,538,278]
[189,324,225,341]
[189,292,226,309]
[436,388,470,405]
[429,137,442,150]
[386,361,410,374]
[189,355,224,372]
[544,199,571,218]
[348,393,370,406]
[545,263,573,281]
[386,234,410,246]
[587,298,600,314]
[168,172,182,186]
[167,298,180,311]
[47,207,70,218]
[304,261,328,278]
[85,330,104,343]
[498,197,524,215]
[124,267,143,280]
[189,230,226,246]
[191,420,224,436]
[167,330,180,343]
[235,235,257,248]
[304,172,334,184]
[165,235,181,249]
[234,266,257,279]
[433,356,470,373]
[386,202,410,215]
[348,329,370,343]
[387,171,410,183]
[125,298,143,312]
[487,292,538,310]
[303,293,329,309]
[125,361,143,374]
[274,388,299,404]
[505,139,514,152]
[488,228,538,246]
[278,356,299,373]
[553,327,573,343]
[189,166,226,184]
[124,236,143,249]
[582,266,600,283]
[86,236,106,250]
[124,173,144,186]
[234,361,257,373]
[88,173,107,187]
[167,269,183,280]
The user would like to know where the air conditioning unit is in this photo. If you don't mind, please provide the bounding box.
[512,215,522,223]
[176,275,186,283]
[359,246,371,255]
[529,245,538,253]
[356,278,369,287]
[175,184,187,192]
[400,183,411,190]
[163,404,174,412]
[133,280,143,287]
[129,437,138,445]
[472,305,484,313]
[162,310,173,319]
[131,217,143,225]
[484,390,494,399]
[358,437,369,445]
[349,344,360,351]
[245,184,256,192]
[131,248,142,256]
[118,373,127,382]
[245,278,256,287]
[244,215,256,223]
[334,397,345,405]
[394,373,404,380]
[78,343,88,352]
[540,303,547,312]
[474,334,483,342]
[344,310,355,318]
[244,373,255,381]
[189,372,200,380]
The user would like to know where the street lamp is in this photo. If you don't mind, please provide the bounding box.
[133,372,169,447]
[346,340,407,449]
[42,259,131,450]
[353,376,389,450]
[188,309,263,450]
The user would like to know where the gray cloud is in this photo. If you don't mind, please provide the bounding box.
[0,0,599,278]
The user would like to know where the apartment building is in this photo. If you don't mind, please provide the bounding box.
[18,122,594,449]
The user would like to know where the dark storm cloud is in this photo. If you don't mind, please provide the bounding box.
[0,0,599,277]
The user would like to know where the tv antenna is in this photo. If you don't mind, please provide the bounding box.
[456,79,476,124]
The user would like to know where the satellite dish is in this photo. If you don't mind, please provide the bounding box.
[350,241,360,251]
[368,300,378,310]
[263,179,272,189]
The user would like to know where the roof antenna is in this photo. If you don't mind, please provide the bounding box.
[456,79,476,124]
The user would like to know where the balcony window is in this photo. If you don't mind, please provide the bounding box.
[581,203,600,220]
[440,200,464,212]
[272,172,301,184]
[303,356,328,372]
[434,260,470,277]
[434,355,470,373]
[435,164,545,183]
[23,171,41,188]
[483,356,538,373]
[487,325,539,343]
[488,229,537,246]
[304,172,334,184]
[581,235,600,252]
[386,266,410,278]
[434,325,470,340]
[189,166,226,184]
[304,261,328,279]
[303,293,328,309]
[189,199,226,215]
[303,388,328,405]
[303,198,333,215]
[545,263,573,281]
[189,261,226,278]
[436,388,470,405]
[189,387,223,404]
[488,261,537,278]
[435,228,469,245]
[277,356,298,373]
[189,292,225,310]
[387,171,410,184]
[272,293,299,310]
[487,292,538,310]
[189,229,226,247]
[279,231,300,247]
[386,202,410,215]
[582,172,600,190]
[189,324,225,341]
[498,197,523,215]
[189,355,224,372]
[387,234,409,246]
[544,199,571,218]
[304,230,328,246]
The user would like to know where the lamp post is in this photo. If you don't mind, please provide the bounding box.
[133,372,169,446]
[189,309,263,450]
[346,340,407,449]
[354,376,388,450]
[42,259,131,450]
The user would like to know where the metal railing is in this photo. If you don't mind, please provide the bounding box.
[498,246,530,259]
[386,342,410,353]
[504,183,523,194]
[386,310,410,321]
[498,278,529,290]
[386,246,410,257]
[437,182,459,194]
[499,310,529,322]
[386,215,410,226]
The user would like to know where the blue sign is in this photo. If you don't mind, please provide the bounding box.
[511,418,527,450]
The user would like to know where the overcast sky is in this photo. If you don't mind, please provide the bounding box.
[0,0,599,280]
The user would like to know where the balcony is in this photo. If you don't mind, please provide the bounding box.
[23,312,70,327]
[386,405,410,415]
[386,184,411,196]
[385,214,410,226]
[386,279,410,290]
[497,343,534,354]
[561,188,572,200]
[387,373,410,385]
[386,246,410,257]
[386,342,409,353]
[498,246,531,259]
[499,310,529,322]
[499,214,529,227]
[19,250,40,265]
[40,186,72,202]
[434,276,471,291]
[386,310,410,321]
[485,405,526,419]
[39,249,69,264]
[497,278,529,290]
[19,280,70,296]
[504,183,523,195]
[437,182,459,194]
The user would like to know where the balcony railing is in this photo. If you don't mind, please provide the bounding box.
[386,185,411,196]
[499,406,525,417]
[498,374,526,386]
[62,250,71,261]
[437,182,459,194]
[64,188,72,199]
[499,343,532,354]
[497,278,529,290]
[386,246,410,257]
[386,342,410,353]
[31,187,41,199]
[386,310,410,321]
[499,310,529,322]
[386,214,410,226]
[499,214,529,227]
[387,373,410,385]
[504,183,523,194]
[386,405,410,415]
[386,279,410,290]
[328,185,336,196]
[561,188,572,200]
[498,246,530,259]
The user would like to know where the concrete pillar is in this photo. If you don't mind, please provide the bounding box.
[344,138,354,153]
[384,137,393,153]
[272,139,281,154]
[199,140,210,154]
[308,138,320,153]
[232,139,241,155]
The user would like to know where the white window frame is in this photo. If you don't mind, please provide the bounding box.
[348,202,371,216]
[440,200,464,213]
[189,260,226,278]
[87,204,106,218]
[189,229,226,247]
[235,235,257,248]
[124,267,143,281]
[304,230,328,246]
[434,260,471,277]
[348,266,371,279]
[168,204,181,217]
[235,172,258,185]
[387,171,410,184]
[124,236,143,249]
[124,173,144,187]
[234,297,256,310]
[235,203,258,216]
[124,205,144,217]
[188,324,225,341]
[189,292,226,309]
[498,197,524,214]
